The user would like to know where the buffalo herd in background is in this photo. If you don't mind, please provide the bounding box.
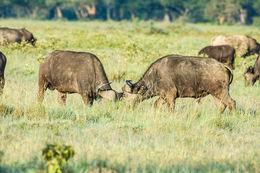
[0,27,37,46]
[0,26,259,113]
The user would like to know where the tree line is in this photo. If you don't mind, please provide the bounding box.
[0,0,260,24]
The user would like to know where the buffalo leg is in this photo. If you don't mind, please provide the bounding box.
[0,76,4,95]
[165,92,177,111]
[58,92,67,105]
[38,76,46,103]
[196,98,202,103]
[130,96,143,108]
[222,95,236,113]
[154,97,166,108]
[81,94,93,106]
[166,97,176,111]
[214,92,236,113]
[214,97,227,114]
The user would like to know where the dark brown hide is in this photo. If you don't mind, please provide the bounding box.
[243,56,260,86]
[122,55,236,113]
[0,27,36,45]
[211,35,260,58]
[38,50,119,105]
[198,45,235,69]
[0,51,6,94]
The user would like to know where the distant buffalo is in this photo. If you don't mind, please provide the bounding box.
[198,45,235,69]
[0,27,36,46]
[243,56,260,86]
[38,50,121,105]
[211,35,260,58]
[122,55,236,113]
[0,51,6,94]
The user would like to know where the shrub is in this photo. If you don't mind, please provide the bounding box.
[42,144,75,173]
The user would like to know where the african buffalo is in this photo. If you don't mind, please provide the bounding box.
[0,51,6,94]
[0,27,36,46]
[211,35,260,58]
[198,45,235,69]
[122,55,236,113]
[38,50,121,105]
[243,56,260,86]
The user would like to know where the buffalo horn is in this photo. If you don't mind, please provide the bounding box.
[126,80,133,87]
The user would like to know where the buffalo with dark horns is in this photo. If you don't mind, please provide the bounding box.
[38,50,121,105]
[122,55,236,113]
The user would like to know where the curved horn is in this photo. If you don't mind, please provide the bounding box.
[96,82,112,92]
[126,80,134,87]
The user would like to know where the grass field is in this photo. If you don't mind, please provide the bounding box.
[0,19,259,172]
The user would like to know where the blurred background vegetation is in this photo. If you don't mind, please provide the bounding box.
[1,0,260,25]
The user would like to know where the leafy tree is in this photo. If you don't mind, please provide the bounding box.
[0,0,259,23]
[159,0,184,21]
[67,0,98,19]
[102,0,117,20]
[183,0,209,22]
[204,0,242,23]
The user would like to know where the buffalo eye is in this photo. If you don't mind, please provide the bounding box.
[248,67,254,74]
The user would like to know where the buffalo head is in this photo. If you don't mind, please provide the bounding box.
[20,28,37,46]
[122,80,148,100]
[96,82,123,101]
[243,64,257,86]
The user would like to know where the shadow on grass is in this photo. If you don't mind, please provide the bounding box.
[60,158,259,173]
[236,106,258,117]
[0,157,257,173]
[0,157,44,173]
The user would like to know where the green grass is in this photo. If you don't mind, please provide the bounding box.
[0,19,259,172]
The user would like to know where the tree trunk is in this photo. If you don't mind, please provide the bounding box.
[240,9,247,24]
[80,7,88,18]
[75,10,81,19]
[56,6,62,18]
[218,16,225,25]
[107,6,111,20]
[32,6,39,19]
[163,13,170,22]
[85,4,96,16]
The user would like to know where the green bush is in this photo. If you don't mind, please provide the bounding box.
[42,144,75,173]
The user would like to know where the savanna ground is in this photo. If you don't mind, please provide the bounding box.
[0,19,259,172]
